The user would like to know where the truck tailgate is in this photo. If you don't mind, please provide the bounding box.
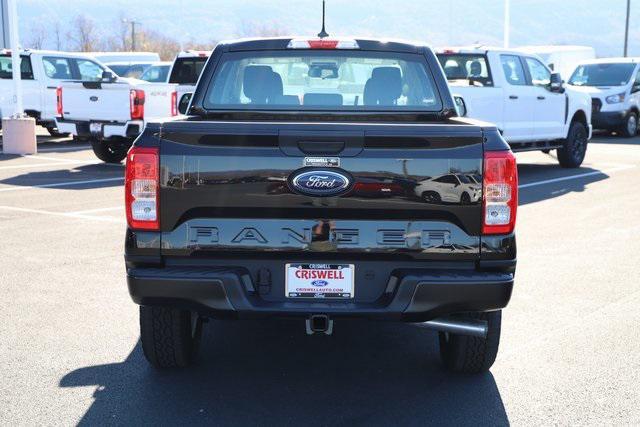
[61,81,132,122]
[61,82,175,122]
[158,121,484,260]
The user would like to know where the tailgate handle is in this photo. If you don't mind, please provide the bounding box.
[297,140,345,154]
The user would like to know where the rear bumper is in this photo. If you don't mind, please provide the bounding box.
[592,110,627,129]
[127,266,513,322]
[55,118,142,139]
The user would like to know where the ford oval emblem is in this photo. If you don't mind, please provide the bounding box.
[311,280,329,287]
[289,169,352,197]
[89,96,98,102]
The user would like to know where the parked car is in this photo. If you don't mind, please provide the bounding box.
[55,73,178,163]
[139,62,172,83]
[567,58,640,137]
[518,45,595,81]
[168,50,210,107]
[87,51,160,64]
[103,61,155,79]
[415,173,481,204]
[437,46,592,167]
[0,49,112,136]
[125,37,518,374]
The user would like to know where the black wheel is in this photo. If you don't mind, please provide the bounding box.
[90,138,130,163]
[620,112,638,138]
[460,192,471,204]
[140,306,203,369]
[557,121,588,168]
[438,310,501,374]
[421,191,441,204]
[46,126,70,138]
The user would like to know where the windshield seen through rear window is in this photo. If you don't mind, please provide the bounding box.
[569,63,636,86]
[203,50,442,111]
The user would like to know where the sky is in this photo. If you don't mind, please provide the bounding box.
[14,0,640,57]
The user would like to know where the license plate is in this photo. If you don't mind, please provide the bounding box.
[90,123,102,134]
[285,263,354,299]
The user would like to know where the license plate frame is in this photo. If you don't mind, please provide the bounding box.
[285,263,354,299]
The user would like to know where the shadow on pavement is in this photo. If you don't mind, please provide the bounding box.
[0,164,123,190]
[589,132,640,145]
[60,319,508,426]
[518,163,609,206]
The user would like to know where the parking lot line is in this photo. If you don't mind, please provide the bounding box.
[70,206,122,214]
[0,205,124,222]
[0,177,124,192]
[0,161,104,171]
[519,165,635,189]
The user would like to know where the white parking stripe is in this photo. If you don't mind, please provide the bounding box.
[519,165,635,189]
[0,205,124,222]
[0,162,98,171]
[70,206,122,214]
[0,177,124,192]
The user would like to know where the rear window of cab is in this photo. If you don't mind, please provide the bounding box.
[203,50,443,112]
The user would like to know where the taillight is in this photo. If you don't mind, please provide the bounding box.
[56,87,63,116]
[171,90,178,116]
[130,89,145,120]
[482,150,518,235]
[125,146,159,230]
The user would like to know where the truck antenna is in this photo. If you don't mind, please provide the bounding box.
[317,0,329,38]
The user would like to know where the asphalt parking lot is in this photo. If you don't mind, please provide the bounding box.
[1,130,639,426]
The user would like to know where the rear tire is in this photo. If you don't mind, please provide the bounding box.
[438,310,501,374]
[620,112,638,138]
[90,138,130,163]
[557,121,588,168]
[140,306,202,369]
[460,192,471,204]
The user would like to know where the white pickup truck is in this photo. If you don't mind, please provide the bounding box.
[0,49,112,136]
[55,75,177,163]
[437,47,593,168]
[167,50,210,110]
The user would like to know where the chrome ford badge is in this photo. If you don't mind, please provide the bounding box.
[289,169,352,196]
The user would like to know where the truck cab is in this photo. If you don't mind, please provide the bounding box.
[436,46,592,168]
[567,58,640,137]
[168,50,210,108]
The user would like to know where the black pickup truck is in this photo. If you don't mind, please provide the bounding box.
[125,37,518,374]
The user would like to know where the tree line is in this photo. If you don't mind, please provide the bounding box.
[24,13,287,60]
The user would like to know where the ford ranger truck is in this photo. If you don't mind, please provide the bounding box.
[125,37,518,374]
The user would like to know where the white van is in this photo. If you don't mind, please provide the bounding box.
[568,57,640,137]
[519,45,595,81]
[0,49,113,136]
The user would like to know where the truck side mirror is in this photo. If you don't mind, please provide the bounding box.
[453,95,467,117]
[632,83,640,94]
[101,70,116,82]
[178,93,193,115]
[550,72,564,93]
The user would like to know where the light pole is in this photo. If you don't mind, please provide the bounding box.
[624,0,631,57]
[503,0,510,48]
[2,0,36,154]
[122,18,141,51]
